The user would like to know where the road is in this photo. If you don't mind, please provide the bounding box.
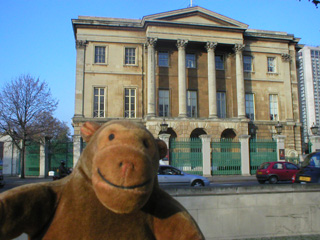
[1,175,296,193]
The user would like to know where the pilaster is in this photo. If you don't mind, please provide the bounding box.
[239,135,251,176]
[274,135,286,161]
[281,53,294,121]
[206,42,218,119]
[73,135,82,167]
[39,142,45,178]
[234,44,246,119]
[74,40,87,118]
[146,37,157,117]
[158,133,171,165]
[200,134,212,177]
[177,39,188,118]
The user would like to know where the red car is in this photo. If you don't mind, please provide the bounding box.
[256,161,300,184]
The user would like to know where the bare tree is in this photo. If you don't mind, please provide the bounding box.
[300,0,320,7]
[0,74,58,178]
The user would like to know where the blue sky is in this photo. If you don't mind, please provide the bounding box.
[0,0,319,133]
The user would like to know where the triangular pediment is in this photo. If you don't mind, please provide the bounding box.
[143,6,248,29]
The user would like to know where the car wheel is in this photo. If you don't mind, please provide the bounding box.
[191,180,204,187]
[269,176,278,184]
[258,180,266,184]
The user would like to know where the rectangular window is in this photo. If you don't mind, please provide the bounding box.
[159,90,169,117]
[187,91,197,117]
[217,92,226,118]
[186,54,196,68]
[245,93,255,120]
[95,46,105,63]
[243,56,252,72]
[125,48,136,65]
[124,88,136,118]
[93,87,105,118]
[215,55,224,70]
[269,94,279,120]
[158,51,169,67]
[267,57,276,73]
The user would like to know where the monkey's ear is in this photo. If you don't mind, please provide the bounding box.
[156,139,167,160]
[81,122,101,142]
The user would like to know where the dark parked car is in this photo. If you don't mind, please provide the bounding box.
[256,161,300,184]
[157,165,210,187]
[293,152,320,183]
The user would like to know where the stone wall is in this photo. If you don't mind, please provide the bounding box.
[165,184,320,240]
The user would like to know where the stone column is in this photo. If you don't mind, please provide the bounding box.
[73,135,82,167]
[74,40,87,118]
[274,135,286,161]
[39,142,45,178]
[206,42,218,118]
[177,39,188,118]
[281,53,294,121]
[239,135,250,176]
[146,37,157,117]
[200,134,212,177]
[309,136,320,153]
[158,133,171,165]
[234,44,246,118]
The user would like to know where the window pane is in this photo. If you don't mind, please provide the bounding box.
[268,57,276,72]
[95,46,105,63]
[125,48,136,65]
[158,51,169,67]
[245,93,255,120]
[159,90,169,117]
[217,92,226,118]
[124,88,136,118]
[269,94,278,120]
[187,91,197,117]
[93,87,105,118]
[186,54,196,68]
[243,56,252,72]
[215,55,224,70]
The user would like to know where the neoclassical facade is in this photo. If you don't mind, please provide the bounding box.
[72,7,302,154]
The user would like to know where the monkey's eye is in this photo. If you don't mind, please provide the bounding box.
[109,134,115,141]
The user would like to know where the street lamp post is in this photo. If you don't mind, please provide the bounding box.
[160,119,168,133]
[275,121,283,135]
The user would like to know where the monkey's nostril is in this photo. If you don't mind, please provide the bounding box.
[119,162,123,167]
[109,134,115,141]
[143,139,149,149]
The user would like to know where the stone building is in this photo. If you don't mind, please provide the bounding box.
[71,6,302,157]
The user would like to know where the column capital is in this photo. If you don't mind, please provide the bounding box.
[176,39,188,50]
[233,43,245,53]
[76,40,87,49]
[281,53,292,62]
[205,42,218,51]
[146,37,157,47]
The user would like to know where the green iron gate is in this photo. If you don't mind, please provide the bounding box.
[48,141,73,173]
[211,139,241,175]
[26,143,40,176]
[250,139,277,174]
[169,138,203,175]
